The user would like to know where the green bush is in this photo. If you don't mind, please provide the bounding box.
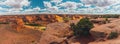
[103,15,119,18]
[105,17,110,24]
[108,32,119,39]
[63,17,71,22]
[25,23,41,26]
[70,18,94,37]
[40,27,46,31]
[50,42,60,44]
[0,22,9,24]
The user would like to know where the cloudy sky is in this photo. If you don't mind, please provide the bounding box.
[0,0,120,14]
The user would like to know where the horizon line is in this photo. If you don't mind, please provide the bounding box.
[0,13,120,15]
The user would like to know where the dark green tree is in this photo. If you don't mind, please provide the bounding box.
[108,32,118,39]
[105,17,110,24]
[70,18,94,37]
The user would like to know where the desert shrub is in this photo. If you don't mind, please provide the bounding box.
[70,18,94,37]
[31,40,35,43]
[103,15,119,18]
[0,22,9,24]
[108,32,119,39]
[105,17,108,21]
[50,42,60,44]
[105,17,110,24]
[70,23,76,30]
[41,27,46,31]
[25,23,42,26]
[63,17,71,22]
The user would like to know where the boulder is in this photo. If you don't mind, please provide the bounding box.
[38,22,73,44]
[90,20,120,40]
[90,25,112,40]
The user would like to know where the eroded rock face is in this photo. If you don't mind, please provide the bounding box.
[90,19,120,40]
[38,22,72,44]
[10,18,25,32]
[25,16,37,23]
[90,26,112,40]
[0,15,86,28]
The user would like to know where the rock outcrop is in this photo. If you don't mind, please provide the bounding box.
[90,19,120,40]
[0,15,85,25]
[38,22,73,44]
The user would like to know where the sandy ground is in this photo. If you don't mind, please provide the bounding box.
[0,24,42,44]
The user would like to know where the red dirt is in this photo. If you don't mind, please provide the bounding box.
[0,24,42,44]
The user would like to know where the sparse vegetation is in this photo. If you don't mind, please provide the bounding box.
[40,27,46,31]
[70,18,94,37]
[63,17,71,22]
[0,22,9,24]
[25,23,42,26]
[103,15,119,18]
[105,17,110,24]
[108,32,119,39]
[50,42,60,44]
[31,40,38,44]
[25,23,46,31]
[31,40,35,43]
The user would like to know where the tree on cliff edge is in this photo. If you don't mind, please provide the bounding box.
[70,17,94,37]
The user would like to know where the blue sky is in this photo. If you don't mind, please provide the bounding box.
[0,0,120,14]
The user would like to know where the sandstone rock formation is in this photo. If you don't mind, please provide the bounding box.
[90,19,120,40]
[90,25,112,40]
[38,22,73,44]
[10,18,24,32]
[0,24,42,44]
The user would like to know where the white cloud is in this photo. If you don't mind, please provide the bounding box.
[105,5,120,13]
[21,0,30,6]
[24,9,33,12]
[0,0,120,14]
[112,5,120,10]
[52,7,107,14]
[41,0,120,14]
[24,7,41,13]
[42,1,109,14]
[0,7,7,10]
[44,1,52,8]
[76,3,83,8]
[56,1,84,13]
[2,0,30,8]
[59,1,78,9]
[33,7,41,11]
[0,0,30,13]
[81,0,119,7]
[9,8,23,12]
[47,6,58,12]
[51,0,62,3]
[59,1,83,9]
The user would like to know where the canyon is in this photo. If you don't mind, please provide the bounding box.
[0,14,120,44]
